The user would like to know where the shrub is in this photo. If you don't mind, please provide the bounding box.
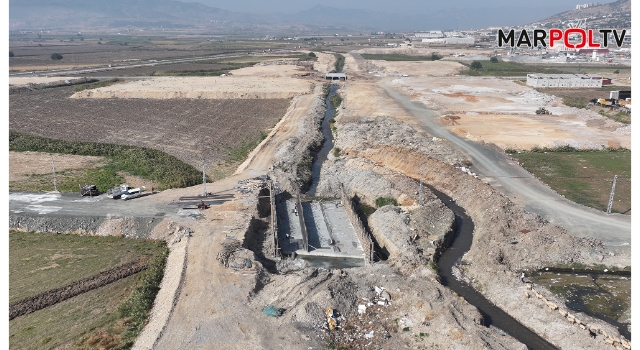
[332,147,341,157]
[375,197,398,207]
[430,53,443,60]
[9,131,202,190]
[50,53,63,60]
[308,52,316,58]
[490,56,499,63]
[470,61,483,70]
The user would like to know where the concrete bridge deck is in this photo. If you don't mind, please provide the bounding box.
[276,199,364,260]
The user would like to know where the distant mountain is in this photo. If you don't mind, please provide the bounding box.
[9,0,263,29]
[10,0,614,32]
[532,0,631,28]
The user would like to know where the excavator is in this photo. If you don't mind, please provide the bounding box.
[535,107,552,115]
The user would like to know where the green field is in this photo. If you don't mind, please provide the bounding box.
[459,60,631,77]
[508,149,631,214]
[10,231,168,349]
[360,53,442,61]
[9,131,203,191]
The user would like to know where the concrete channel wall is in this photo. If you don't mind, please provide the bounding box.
[269,181,280,257]
[296,191,309,252]
[339,184,374,264]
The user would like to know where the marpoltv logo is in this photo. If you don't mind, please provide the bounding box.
[497,29,627,49]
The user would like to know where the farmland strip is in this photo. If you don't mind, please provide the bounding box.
[9,259,148,320]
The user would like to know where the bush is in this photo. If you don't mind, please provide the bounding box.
[50,53,63,60]
[332,147,341,157]
[470,61,483,70]
[117,241,169,345]
[9,131,203,190]
[308,52,316,58]
[375,197,398,207]
[430,53,443,61]
[490,56,499,63]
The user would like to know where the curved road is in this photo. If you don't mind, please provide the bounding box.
[379,80,630,249]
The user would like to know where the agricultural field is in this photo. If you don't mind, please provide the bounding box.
[9,85,290,173]
[508,149,631,214]
[9,230,168,349]
[8,35,295,71]
[360,53,443,61]
[458,60,631,77]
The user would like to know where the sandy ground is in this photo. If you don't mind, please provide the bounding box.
[235,85,324,177]
[387,74,630,149]
[226,64,309,77]
[364,60,465,77]
[70,75,313,100]
[9,151,106,182]
[9,77,82,86]
[312,52,336,74]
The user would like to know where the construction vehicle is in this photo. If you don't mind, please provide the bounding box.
[80,184,98,196]
[535,107,552,115]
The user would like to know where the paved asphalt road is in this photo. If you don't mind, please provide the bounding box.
[379,80,630,248]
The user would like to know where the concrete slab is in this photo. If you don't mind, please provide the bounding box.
[277,198,364,260]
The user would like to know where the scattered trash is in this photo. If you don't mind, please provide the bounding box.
[263,305,285,317]
[358,304,367,314]
[364,331,374,339]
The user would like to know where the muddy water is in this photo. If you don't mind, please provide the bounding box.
[307,84,337,196]
[531,271,631,340]
[429,185,558,350]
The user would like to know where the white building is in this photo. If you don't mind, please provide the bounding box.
[526,74,603,88]
[421,37,475,45]
[415,31,444,38]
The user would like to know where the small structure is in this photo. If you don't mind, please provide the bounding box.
[325,73,347,81]
[526,74,603,88]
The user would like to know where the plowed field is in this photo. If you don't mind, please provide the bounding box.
[9,86,290,168]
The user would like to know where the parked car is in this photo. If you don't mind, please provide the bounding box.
[121,187,144,200]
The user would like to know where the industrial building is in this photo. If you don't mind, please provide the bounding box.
[421,37,475,44]
[526,74,604,88]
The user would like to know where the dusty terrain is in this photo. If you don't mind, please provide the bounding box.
[9,48,631,350]
[9,151,106,182]
[390,74,630,150]
[71,75,312,100]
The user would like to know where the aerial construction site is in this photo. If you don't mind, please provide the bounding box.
[9,17,631,350]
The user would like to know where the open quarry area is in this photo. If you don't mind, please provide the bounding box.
[9,31,631,350]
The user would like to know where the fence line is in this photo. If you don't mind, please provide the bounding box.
[296,191,309,252]
[339,184,374,264]
[269,180,280,257]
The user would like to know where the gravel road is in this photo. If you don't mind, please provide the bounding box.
[379,79,630,249]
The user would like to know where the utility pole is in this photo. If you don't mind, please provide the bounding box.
[606,175,617,214]
[50,154,58,192]
[202,160,207,197]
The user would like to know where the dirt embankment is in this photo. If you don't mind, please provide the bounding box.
[267,90,327,193]
[9,215,161,238]
[313,57,629,347]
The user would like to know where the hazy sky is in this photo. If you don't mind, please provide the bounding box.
[186,0,616,15]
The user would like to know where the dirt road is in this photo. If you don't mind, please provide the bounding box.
[378,79,630,250]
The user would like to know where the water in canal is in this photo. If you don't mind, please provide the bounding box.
[306,84,338,196]
[429,185,558,350]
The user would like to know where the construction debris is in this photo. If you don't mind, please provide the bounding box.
[216,237,243,268]
[263,305,285,317]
